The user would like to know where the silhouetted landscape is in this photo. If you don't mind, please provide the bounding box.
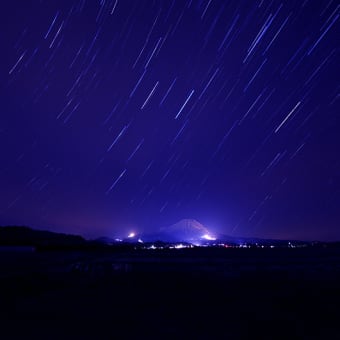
[1,225,340,339]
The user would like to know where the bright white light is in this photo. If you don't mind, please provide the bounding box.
[175,243,186,249]
[128,232,135,238]
[202,234,216,241]
[137,238,143,243]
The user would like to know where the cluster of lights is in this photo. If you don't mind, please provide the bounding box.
[123,232,281,249]
[201,234,216,241]
[140,243,279,250]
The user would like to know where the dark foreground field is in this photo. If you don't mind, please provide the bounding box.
[0,247,340,339]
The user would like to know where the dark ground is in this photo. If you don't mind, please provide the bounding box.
[0,247,340,339]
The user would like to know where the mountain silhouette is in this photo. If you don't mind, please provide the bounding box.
[145,219,213,242]
[0,226,85,247]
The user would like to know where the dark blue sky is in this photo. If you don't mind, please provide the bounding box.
[0,0,339,240]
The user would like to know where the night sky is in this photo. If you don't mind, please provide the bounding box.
[0,0,339,240]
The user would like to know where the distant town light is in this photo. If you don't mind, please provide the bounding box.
[202,234,216,241]
[175,244,185,249]
[128,232,135,238]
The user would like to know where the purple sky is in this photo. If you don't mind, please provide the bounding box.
[0,0,339,240]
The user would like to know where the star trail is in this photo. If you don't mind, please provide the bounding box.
[0,0,339,240]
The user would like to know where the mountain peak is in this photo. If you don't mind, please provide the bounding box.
[159,219,213,242]
[169,219,208,231]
